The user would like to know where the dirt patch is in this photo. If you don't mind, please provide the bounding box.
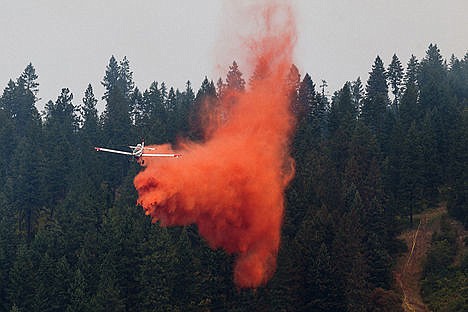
[394,205,446,312]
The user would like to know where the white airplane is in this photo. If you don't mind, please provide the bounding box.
[95,141,181,165]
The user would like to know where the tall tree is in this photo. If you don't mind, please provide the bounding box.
[7,245,36,311]
[4,65,42,139]
[387,54,404,109]
[399,55,420,129]
[351,77,364,114]
[288,66,304,120]
[166,87,179,142]
[117,56,135,98]
[418,44,457,183]
[361,56,390,135]
[80,84,99,134]
[101,56,120,101]
[225,61,245,92]
[174,81,195,139]
[6,137,44,242]
[17,63,39,101]
[190,77,217,141]
[42,88,78,207]
[418,44,449,111]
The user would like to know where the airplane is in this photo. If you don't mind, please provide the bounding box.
[94,140,181,165]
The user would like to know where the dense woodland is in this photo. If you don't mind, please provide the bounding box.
[0,44,466,311]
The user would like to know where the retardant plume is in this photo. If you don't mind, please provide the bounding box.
[134,1,297,288]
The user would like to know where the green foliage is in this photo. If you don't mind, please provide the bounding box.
[0,45,466,311]
[361,55,390,135]
[387,54,404,107]
[421,216,467,311]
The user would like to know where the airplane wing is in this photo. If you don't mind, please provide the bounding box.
[142,153,181,158]
[95,147,133,156]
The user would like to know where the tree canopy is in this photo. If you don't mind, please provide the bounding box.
[0,45,466,311]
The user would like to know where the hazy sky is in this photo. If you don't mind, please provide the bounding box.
[1,0,467,111]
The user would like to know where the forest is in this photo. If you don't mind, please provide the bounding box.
[0,44,467,311]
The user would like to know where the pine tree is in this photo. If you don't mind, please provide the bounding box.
[6,137,44,242]
[351,77,364,114]
[5,66,42,140]
[190,77,217,141]
[361,56,390,135]
[66,269,91,312]
[130,87,144,126]
[166,87,178,142]
[0,193,17,311]
[296,73,315,122]
[328,82,357,174]
[387,54,404,109]
[102,56,120,100]
[137,226,178,311]
[225,61,245,92]
[33,254,71,312]
[175,81,195,138]
[332,201,369,311]
[117,56,135,98]
[418,44,458,184]
[143,81,168,143]
[80,84,99,134]
[91,259,125,312]
[418,44,449,111]
[8,244,36,311]
[172,227,198,309]
[42,88,78,207]
[17,63,39,101]
[448,53,468,106]
[399,55,420,129]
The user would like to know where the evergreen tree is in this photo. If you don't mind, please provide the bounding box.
[0,43,466,311]
[351,77,364,114]
[130,87,144,126]
[328,82,357,174]
[42,88,78,207]
[137,226,178,311]
[6,137,44,242]
[4,65,42,140]
[66,268,91,312]
[286,64,301,118]
[190,77,217,141]
[0,193,17,311]
[418,44,449,111]
[91,259,125,312]
[293,207,344,311]
[225,61,245,92]
[166,87,179,142]
[17,63,39,101]
[143,81,168,143]
[33,254,71,312]
[418,44,458,184]
[332,202,369,311]
[117,56,135,98]
[361,56,390,135]
[7,244,36,311]
[387,54,404,108]
[399,56,420,129]
[101,55,120,100]
[80,84,99,134]
[175,81,195,139]
[448,53,468,106]
[296,73,314,121]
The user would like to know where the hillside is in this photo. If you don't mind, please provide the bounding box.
[395,204,468,312]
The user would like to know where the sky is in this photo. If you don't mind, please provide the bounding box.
[1,0,467,111]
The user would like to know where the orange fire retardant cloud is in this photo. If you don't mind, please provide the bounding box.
[134,1,297,288]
